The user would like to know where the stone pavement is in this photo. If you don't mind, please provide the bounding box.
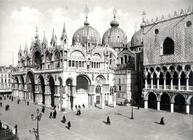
[0,98,193,140]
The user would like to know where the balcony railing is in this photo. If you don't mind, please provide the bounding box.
[145,84,193,91]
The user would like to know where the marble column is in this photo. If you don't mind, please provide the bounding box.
[170,78,173,90]
[170,102,174,113]
[163,77,166,90]
[178,77,181,90]
[101,93,105,109]
[186,104,190,114]
[145,79,147,89]
[151,78,153,89]
[113,92,116,107]
[144,100,148,109]
[157,78,159,89]
[157,101,160,111]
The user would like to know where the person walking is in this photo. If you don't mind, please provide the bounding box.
[41,106,45,113]
[67,121,71,129]
[49,112,52,119]
[107,116,111,125]
[160,117,165,125]
[61,115,66,123]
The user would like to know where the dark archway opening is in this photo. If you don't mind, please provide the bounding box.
[180,71,186,86]
[163,37,174,55]
[160,93,170,111]
[26,71,35,102]
[166,72,171,86]
[39,75,45,104]
[48,75,55,107]
[148,92,157,109]
[174,94,186,113]
[34,51,42,69]
[189,71,193,87]
[173,71,178,87]
[66,78,73,110]
[76,75,90,91]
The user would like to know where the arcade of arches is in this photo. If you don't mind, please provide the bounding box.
[143,64,193,114]
[12,72,116,110]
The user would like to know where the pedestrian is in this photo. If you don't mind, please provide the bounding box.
[53,109,57,119]
[17,99,20,104]
[61,115,66,123]
[27,101,29,106]
[0,102,2,107]
[160,117,165,125]
[11,96,13,101]
[107,116,111,125]
[67,121,71,129]
[41,106,45,113]
[14,124,18,135]
[49,112,52,119]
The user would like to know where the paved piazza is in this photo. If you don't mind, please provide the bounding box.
[0,98,192,140]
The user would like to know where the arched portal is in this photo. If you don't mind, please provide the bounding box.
[174,94,186,113]
[26,71,35,102]
[33,51,42,69]
[48,75,55,107]
[76,75,91,93]
[39,75,45,104]
[160,93,170,111]
[148,92,157,109]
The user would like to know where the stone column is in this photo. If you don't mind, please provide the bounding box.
[157,78,159,89]
[170,78,173,90]
[186,78,189,91]
[157,101,160,111]
[144,100,148,109]
[151,78,153,89]
[170,102,174,113]
[101,93,105,109]
[178,77,181,90]
[145,79,147,89]
[113,92,116,107]
[186,104,190,114]
[163,76,166,90]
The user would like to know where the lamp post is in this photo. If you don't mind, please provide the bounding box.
[130,99,134,119]
[30,109,42,140]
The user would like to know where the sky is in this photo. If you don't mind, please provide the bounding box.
[0,0,192,66]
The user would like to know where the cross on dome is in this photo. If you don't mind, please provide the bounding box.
[113,8,117,19]
[84,5,90,26]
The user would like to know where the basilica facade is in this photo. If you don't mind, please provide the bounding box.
[12,10,139,110]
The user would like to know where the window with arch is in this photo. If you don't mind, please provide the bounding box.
[163,37,174,55]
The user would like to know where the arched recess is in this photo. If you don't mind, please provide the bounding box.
[20,76,25,89]
[15,77,19,89]
[147,72,151,85]
[33,51,42,69]
[58,77,63,96]
[189,71,193,86]
[159,72,164,86]
[48,75,55,107]
[148,92,157,109]
[163,37,174,55]
[26,71,35,102]
[66,78,73,110]
[153,72,157,86]
[95,75,106,85]
[76,75,91,93]
[160,93,170,111]
[173,71,178,86]
[174,94,186,113]
[180,71,186,86]
[39,75,45,104]
[166,72,170,85]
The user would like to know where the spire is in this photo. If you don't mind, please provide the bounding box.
[50,28,57,47]
[110,8,119,27]
[24,41,28,51]
[84,5,90,26]
[60,22,67,43]
[19,44,22,55]
[35,26,39,39]
[42,31,48,46]
[140,10,146,27]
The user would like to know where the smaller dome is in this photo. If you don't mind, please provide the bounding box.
[131,29,143,47]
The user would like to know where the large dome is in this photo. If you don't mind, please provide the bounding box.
[72,21,101,46]
[102,18,127,48]
[131,29,143,47]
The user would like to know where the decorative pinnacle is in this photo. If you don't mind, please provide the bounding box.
[142,10,146,22]
[35,26,39,38]
[113,8,117,19]
[84,5,90,26]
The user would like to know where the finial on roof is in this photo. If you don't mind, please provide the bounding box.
[174,10,177,17]
[113,8,117,19]
[35,26,39,39]
[84,5,90,26]
[25,41,28,50]
[43,31,48,46]
[110,8,119,27]
[180,9,184,15]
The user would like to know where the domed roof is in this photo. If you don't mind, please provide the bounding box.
[102,17,127,48]
[131,29,143,47]
[72,20,101,46]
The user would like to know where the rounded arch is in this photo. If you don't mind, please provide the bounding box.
[148,92,157,109]
[26,71,35,102]
[95,75,106,85]
[76,74,91,92]
[160,92,171,111]
[38,75,45,104]
[48,75,55,107]
[54,50,60,60]
[95,85,101,93]
[163,37,174,55]
[174,94,186,113]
